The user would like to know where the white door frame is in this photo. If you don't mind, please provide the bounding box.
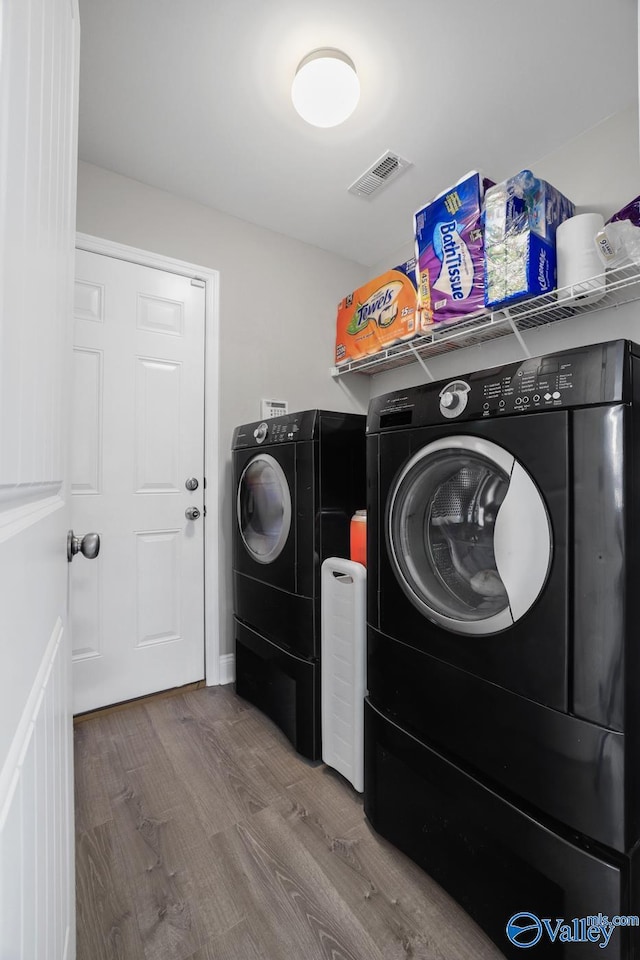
[75,232,222,685]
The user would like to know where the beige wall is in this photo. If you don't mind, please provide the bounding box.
[76,160,369,661]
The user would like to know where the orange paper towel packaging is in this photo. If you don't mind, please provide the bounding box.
[335,259,422,365]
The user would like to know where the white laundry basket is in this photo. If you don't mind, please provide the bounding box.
[321,557,366,792]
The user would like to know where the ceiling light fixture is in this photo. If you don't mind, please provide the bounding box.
[291,49,360,128]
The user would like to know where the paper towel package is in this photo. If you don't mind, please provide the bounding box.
[414,171,494,327]
[335,258,420,365]
[483,171,575,310]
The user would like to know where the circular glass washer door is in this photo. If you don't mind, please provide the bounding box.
[237,454,292,564]
[387,435,552,635]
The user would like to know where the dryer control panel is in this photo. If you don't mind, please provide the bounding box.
[477,358,572,418]
[368,340,633,432]
[233,412,309,448]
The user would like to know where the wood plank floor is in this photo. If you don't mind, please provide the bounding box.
[75,685,506,960]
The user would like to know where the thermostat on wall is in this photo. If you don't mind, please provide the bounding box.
[261,398,288,419]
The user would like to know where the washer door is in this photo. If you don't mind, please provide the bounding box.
[387,435,552,635]
[237,454,292,564]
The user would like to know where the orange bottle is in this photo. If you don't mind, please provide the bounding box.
[350,510,367,567]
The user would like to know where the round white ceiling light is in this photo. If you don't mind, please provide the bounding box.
[291,49,360,128]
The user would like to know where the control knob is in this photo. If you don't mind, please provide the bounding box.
[253,422,269,444]
[439,380,471,419]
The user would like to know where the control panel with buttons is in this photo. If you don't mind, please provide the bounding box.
[429,359,580,420]
[367,341,629,432]
[477,362,573,418]
[434,363,578,421]
[232,410,318,448]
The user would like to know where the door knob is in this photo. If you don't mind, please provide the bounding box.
[67,530,101,562]
[185,477,199,491]
[185,507,201,521]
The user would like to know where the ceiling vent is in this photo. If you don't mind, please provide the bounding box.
[348,150,412,199]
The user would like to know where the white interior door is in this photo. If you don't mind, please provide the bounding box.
[0,0,79,956]
[71,250,206,714]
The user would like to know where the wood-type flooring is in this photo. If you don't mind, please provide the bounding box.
[74,684,506,960]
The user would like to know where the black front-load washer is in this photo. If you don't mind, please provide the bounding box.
[365,340,640,958]
[232,409,365,760]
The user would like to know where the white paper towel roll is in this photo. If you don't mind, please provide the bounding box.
[556,213,606,305]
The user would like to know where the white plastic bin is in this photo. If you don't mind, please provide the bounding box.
[321,557,366,792]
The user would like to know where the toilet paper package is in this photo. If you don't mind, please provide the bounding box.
[335,257,420,365]
[414,171,494,327]
[608,194,640,228]
[483,171,575,309]
[595,194,640,269]
[484,232,556,309]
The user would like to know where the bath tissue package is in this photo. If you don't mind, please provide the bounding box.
[414,171,494,328]
[483,171,575,310]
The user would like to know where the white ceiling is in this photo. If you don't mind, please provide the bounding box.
[77,0,638,268]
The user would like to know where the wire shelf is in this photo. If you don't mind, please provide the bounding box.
[331,263,640,377]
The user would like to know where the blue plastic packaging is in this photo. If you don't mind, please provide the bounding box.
[483,170,574,309]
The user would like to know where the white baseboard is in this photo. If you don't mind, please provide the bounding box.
[218,653,235,686]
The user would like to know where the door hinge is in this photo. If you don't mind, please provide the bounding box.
[203,505,207,517]
[191,278,206,288]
